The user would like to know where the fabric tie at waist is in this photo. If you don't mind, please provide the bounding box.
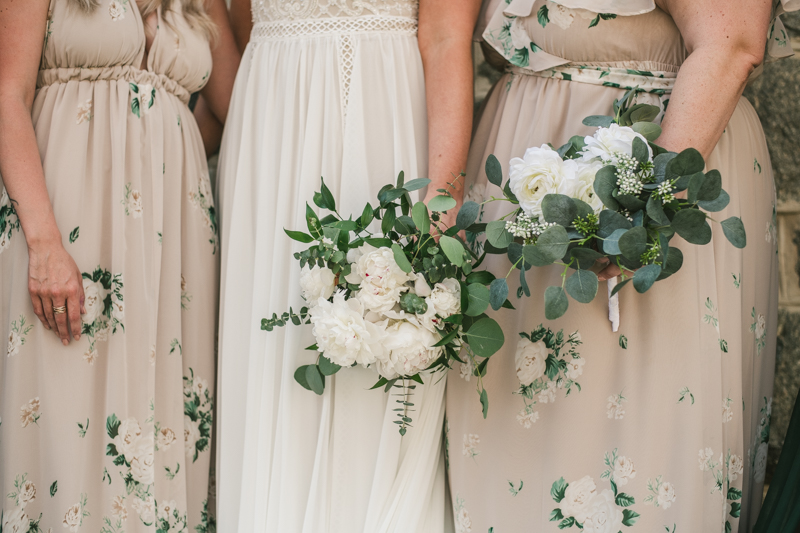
[508,64,678,95]
[38,66,192,104]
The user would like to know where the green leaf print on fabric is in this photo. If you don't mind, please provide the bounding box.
[181,275,192,310]
[514,326,583,428]
[188,173,218,253]
[77,418,89,438]
[7,314,33,357]
[129,82,156,118]
[81,267,124,362]
[154,500,188,532]
[105,414,157,526]
[183,368,213,463]
[619,334,627,349]
[588,13,617,28]
[50,480,58,497]
[537,4,549,27]
[550,450,639,532]
[4,474,45,533]
[195,498,217,533]
[170,339,182,355]
[508,479,524,496]
[165,463,180,480]
[754,158,762,174]
[69,226,80,243]
[0,187,21,254]
[751,307,767,354]
[733,273,741,288]
[752,397,772,484]
[677,387,695,405]
[703,297,728,353]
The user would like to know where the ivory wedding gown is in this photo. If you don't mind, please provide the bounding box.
[215,1,448,532]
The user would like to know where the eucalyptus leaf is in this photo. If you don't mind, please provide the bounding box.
[305,365,325,395]
[618,226,647,261]
[631,121,662,141]
[631,137,650,165]
[412,201,430,235]
[536,225,570,262]
[489,278,509,310]
[294,365,312,391]
[544,286,569,320]
[698,189,730,212]
[583,115,615,127]
[542,194,576,226]
[603,228,627,255]
[696,170,722,202]
[523,244,556,267]
[394,216,415,235]
[391,243,413,273]
[456,201,481,230]
[318,355,342,376]
[519,267,531,297]
[657,247,684,280]
[466,283,491,317]
[629,104,660,124]
[646,195,670,225]
[610,278,631,297]
[465,317,505,358]
[508,242,530,271]
[439,235,465,266]
[653,152,678,183]
[570,247,604,269]
[632,264,661,293]
[480,389,490,419]
[616,194,646,212]
[467,271,496,285]
[667,147,705,177]
[671,209,712,245]
[593,165,619,210]
[485,154,503,187]
[486,219,514,249]
[403,178,431,192]
[565,270,599,304]
[721,217,747,249]
[598,210,632,238]
[428,195,457,212]
[571,198,594,220]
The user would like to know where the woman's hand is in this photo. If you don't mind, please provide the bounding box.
[27,241,85,345]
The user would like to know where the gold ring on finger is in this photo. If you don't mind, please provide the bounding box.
[52,306,67,314]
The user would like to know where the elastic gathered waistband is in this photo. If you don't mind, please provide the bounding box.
[38,66,192,104]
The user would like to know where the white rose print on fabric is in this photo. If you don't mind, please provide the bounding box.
[129,82,155,117]
[644,475,676,509]
[699,447,744,531]
[462,433,480,460]
[607,392,627,420]
[108,0,128,21]
[62,493,90,532]
[7,314,32,357]
[81,267,124,361]
[751,308,767,354]
[4,474,45,533]
[0,187,22,255]
[76,98,93,124]
[188,173,218,252]
[703,297,728,353]
[122,183,143,218]
[20,397,41,427]
[183,368,213,462]
[453,495,472,533]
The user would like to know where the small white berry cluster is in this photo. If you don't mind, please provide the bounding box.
[619,209,634,222]
[506,213,557,243]
[655,180,676,204]
[615,153,644,196]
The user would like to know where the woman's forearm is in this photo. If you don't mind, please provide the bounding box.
[0,96,62,247]
[657,46,760,159]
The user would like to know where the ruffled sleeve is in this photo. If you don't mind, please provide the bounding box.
[545,0,654,15]
[767,0,800,61]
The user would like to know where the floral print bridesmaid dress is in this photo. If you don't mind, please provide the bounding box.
[0,1,217,531]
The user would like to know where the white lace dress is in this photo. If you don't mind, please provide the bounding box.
[215,2,448,532]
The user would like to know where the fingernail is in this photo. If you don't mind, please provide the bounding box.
[62,339,69,346]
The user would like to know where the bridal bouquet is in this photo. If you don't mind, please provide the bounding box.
[263,174,506,433]
[455,90,746,321]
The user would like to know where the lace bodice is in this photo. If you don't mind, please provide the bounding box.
[252,0,418,23]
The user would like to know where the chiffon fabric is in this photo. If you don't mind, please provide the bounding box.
[215,1,447,532]
[447,1,794,532]
[1,1,217,531]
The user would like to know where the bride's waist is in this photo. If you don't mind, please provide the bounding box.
[251,15,417,42]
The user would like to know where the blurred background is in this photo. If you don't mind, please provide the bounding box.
[471,13,800,486]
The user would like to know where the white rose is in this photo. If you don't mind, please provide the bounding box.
[158,427,177,449]
[428,278,461,318]
[755,314,766,339]
[753,442,768,483]
[3,507,30,533]
[63,503,82,532]
[130,437,155,485]
[581,124,652,163]
[574,159,605,214]
[113,417,142,462]
[376,320,442,379]
[309,291,387,366]
[509,145,577,219]
[82,279,106,325]
[7,330,22,357]
[657,482,676,509]
[515,338,548,386]
[299,265,336,303]
[347,245,413,313]
[18,480,36,507]
[184,415,201,459]
[613,456,636,486]
[131,495,155,523]
[565,357,585,380]
[559,475,597,523]
[582,489,624,533]
[157,500,178,522]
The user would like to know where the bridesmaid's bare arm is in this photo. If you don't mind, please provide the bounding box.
[418,0,483,231]
[656,0,772,159]
[0,0,85,343]
[230,0,253,55]
[195,0,241,155]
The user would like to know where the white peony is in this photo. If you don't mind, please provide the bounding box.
[82,279,106,325]
[309,291,387,367]
[158,427,177,449]
[428,278,461,318]
[413,273,432,298]
[62,503,82,532]
[3,507,30,533]
[131,495,155,523]
[7,330,22,357]
[516,408,539,428]
[515,338,548,386]
[657,481,676,509]
[581,124,652,163]
[612,456,636,486]
[755,314,766,339]
[565,357,585,380]
[753,442,768,483]
[299,265,336,303]
[574,159,605,214]
[509,145,577,219]
[184,415,201,459]
[18,480,36,507]
[375,320,442,379]
[113,417,143,462]
[559,475,597,523]
[20,397,40,428]
[582,489,624,533]
[130,437,155,485]
[346,245,413,313]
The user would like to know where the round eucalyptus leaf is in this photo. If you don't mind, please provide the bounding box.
[631,121,662,142]
[542,194,577,226]
[593,165,619,210]
[489,278,509,310]
[536,225,570,262]
[671,209,712,244]
[428,194,457,212]
[507,242,531,271]
[667,147,705,177]
[721,217,747,249]
[294,365,312,391]
[305,365,325,395]
[486,219,514,249]
[698,189,730,212]
[646,195,670,225]
[485,155,503,187]
[544,286,569,320]
[570,247,604,269]
[456,201,481,230]
[439,235,466,267]
[572,198,594,219]
[318,355,342,376]
[656,247,684,280]
[565,270,599,304]
[616,194,646,213]
[598,210,632,238]
[654,152,678,183]
[602,228,627,255]
[411,201,430,235]
[465,283,491,317]
[633,264,662,293]
[631,136,650,164]
[618,226,647,261]
[523,244,556,267]
[465,317,505,358]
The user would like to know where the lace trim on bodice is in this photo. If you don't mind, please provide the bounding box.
[252,0,418,23]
